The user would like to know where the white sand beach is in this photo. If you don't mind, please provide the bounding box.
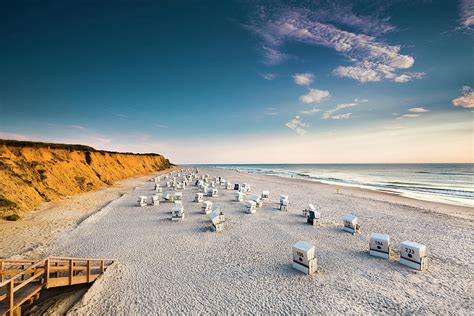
[3,1,472,314]
[27,167,472,314]
[0,168,178,260]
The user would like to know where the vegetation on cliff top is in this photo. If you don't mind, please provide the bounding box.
[0,139,166,156]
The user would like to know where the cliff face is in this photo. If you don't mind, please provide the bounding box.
[0,140,173,217]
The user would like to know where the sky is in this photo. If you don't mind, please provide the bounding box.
[0,0,473,164]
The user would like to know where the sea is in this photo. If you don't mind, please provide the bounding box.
[193,164,474,208]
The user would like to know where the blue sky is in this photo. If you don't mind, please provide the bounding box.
[1,0,473,163]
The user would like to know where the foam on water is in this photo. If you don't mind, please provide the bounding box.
[192,164,474,207]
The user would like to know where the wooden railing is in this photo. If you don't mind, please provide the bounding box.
[0,256,115,316]
[0,260,37,283]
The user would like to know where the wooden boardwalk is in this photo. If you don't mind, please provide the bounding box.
[0,257,115,315]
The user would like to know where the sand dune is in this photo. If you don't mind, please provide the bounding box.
[40,168,473,314]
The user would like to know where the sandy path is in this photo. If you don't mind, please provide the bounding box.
[0,168,176,260]
[45,168,473,314]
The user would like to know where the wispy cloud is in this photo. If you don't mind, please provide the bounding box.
[334,65,424,84]
[452,86,474,108]
[155,123,168,128]
[331,113,352,120]
[396,114,420,120]
[293,73,314,85]
[322,102,358,119]
[115,113,127,118]
[247,4,424,83]
[460,0,474,29]
[264,107,279,116]
[395,106,430,120]
[299,88,330,104]
[285,115,308,135]
[299,108,320,115]
[310,2,396,36]
[261,45,288,65]
[408,107,430,113]
[68,125,87,130]
[392,72,425,83]
[260,73,278,80]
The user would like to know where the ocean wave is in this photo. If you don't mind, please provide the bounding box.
[416,171,474,176]
[206,164,474,204]
[296,173,310,177]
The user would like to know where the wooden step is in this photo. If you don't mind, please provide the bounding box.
[0,282,42,316]
[0,256,115,315]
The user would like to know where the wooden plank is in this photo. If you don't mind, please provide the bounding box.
[48,256,115,262]
[46,275,98,288]
[13,269,44,293]
[11,284,42,314]
[44,260,49,286]
[86,261,90,283]
[68,260,73,286]
[0,270,24,276]
[8,280,14,316]
[48,265,103,273]
[0,260,36,264]
[72,275,87,285]
[0,283,42,315]
[0,260,45,288]
[45,277,69,288]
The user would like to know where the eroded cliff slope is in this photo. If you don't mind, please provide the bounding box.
[0,140,173,217]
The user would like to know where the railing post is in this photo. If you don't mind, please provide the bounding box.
[44,259,50,287]
[86,260,91,283]
[0,261,3,283]
[55,262,59,278]
[68,259,73,285]
[100,260,105,273]
[8,279,14,316]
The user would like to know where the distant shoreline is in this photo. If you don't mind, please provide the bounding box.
[194,166,473,220]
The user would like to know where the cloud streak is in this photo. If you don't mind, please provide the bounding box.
[460,0,474,28]
[299,108,320,115]
[395,106,431,120]
[331,113,352,120]
[395,114,421,120]
[408,107,429,113]
[68,125,87,130]
[247,4,424,83]
[261,45,288,65]
[322,102,358,119]
[260,73,278,80]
